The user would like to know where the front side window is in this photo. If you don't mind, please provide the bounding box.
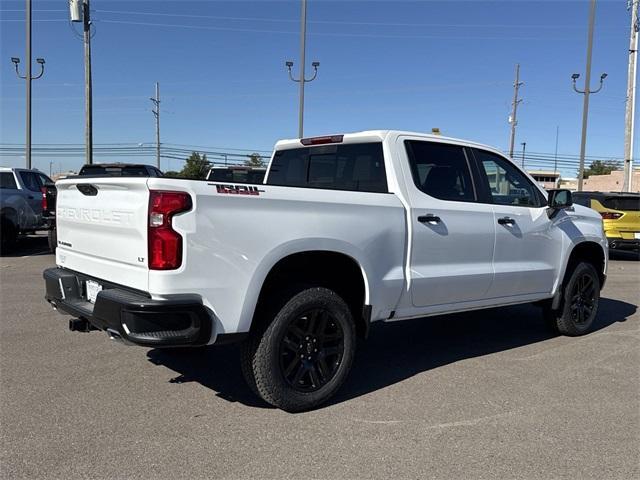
[473,149,544,208]
[404,140,476,202]
[267,142,387,193]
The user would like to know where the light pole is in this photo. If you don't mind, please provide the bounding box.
[11,0,45,170]
[285,0,320,138]
[623,0,638,192]
[521,142,527,169]
[572,0,607,192]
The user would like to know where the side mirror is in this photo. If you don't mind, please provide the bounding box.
[547,189,573,218]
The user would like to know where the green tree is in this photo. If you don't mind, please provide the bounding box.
[582,160,618,179]
[179,152,210,179]
[245,153,265,168]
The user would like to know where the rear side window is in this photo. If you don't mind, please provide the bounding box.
[404,140,476,202]
[602,196,640,211]
[0,172,17,190]
[209,169,265,184]
[18,171,42,192]
[267,142,387,193]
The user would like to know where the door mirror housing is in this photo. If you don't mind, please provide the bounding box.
[547,189,573,218]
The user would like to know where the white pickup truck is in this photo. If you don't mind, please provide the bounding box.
[44,130,607,411]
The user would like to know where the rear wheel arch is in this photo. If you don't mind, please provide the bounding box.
[250,250,369,338]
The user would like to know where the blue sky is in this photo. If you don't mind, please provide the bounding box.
[0,0,636,176]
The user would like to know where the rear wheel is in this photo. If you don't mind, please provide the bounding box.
[545,262,600,336]
[47,227,57,253]
[0,218,17,254]
[240,286,356,412]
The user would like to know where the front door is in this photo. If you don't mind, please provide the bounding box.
[472,148,561,298]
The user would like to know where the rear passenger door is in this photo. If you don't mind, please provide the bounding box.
[399,138,496,308]
[471,148,561,298]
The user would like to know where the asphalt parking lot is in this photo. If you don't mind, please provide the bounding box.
[1,234,639,479]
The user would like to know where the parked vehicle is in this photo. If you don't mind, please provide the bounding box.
[0,167,53,251]
[206,166,266,184]
[43,131,608,411]
[571,191,640,250]
[43,163,163,252]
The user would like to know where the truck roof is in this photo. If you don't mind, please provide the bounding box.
[274,130,500,154]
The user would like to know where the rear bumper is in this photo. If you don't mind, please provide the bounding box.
[43,267,212,347]
[607,237,640,250]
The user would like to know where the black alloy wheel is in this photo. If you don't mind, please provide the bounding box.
[279,309,344,392]
[569,272,597,326]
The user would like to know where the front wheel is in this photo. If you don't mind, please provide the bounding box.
[240,287,356,412]
[545,262,601,336]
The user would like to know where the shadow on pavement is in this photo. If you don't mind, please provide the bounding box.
[147,297,636,410]
[609,249,640,261]
[0,234,51,258]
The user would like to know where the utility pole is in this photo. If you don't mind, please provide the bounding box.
[83,0,93,164]
[285,0,320,138]
[521,142,527,169]
[572,0,607,191]
[554,126,560,175]
[508,63,524,158]
[69,0,93,164]
[10,0,45,169]
[623,0,639,192]
[150,82,161,168]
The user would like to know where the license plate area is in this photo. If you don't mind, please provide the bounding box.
[85,280,103,304]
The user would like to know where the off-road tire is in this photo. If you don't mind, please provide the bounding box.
[48,227,57,253]
[0,218,17,254]
[240,286,356,412]
[545,262,600,336]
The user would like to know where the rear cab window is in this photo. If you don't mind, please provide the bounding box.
[267,142,388,193]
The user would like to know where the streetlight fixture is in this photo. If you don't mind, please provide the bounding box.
[521,142,527,168]
[571,0,607,191]
[11,0,46,170]
[285,0,320,138]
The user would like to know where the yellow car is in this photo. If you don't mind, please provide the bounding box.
[572,191,640,250]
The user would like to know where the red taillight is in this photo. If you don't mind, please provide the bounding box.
[300,135,344,146]
[41,186,48,212]
[148,191,192,270]
[600,212,623,220]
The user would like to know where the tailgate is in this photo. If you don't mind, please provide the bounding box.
[55,177,150,292]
